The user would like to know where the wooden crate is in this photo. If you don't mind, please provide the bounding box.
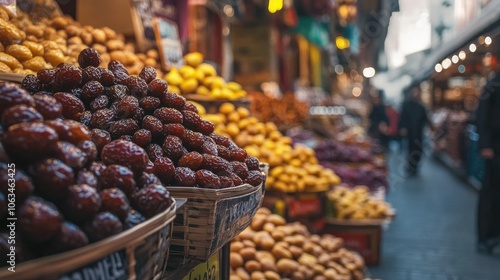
[323,219,383,265]
[262,190,327,233]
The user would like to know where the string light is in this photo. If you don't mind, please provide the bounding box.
[442,58,452,69]
[335,36,350,49]
[362,67,376,78]
[352,87,362,97]
[485,36,492,45]
[458,51,466,60]
[452,55,459,64]
[435,63,443,72]
[469,43,477,52]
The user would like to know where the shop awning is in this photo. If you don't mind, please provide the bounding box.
[413,1,500,83]
[291,17,330,48]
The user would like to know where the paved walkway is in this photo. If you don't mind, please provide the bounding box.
[366,151,500,280]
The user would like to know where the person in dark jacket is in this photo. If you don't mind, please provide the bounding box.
[475,70,500,254]
[368,90,389,146]
[398,85,431,176]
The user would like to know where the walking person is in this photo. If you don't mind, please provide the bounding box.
[398,85,431,176]
[368,90,389,149]
[475,70,500,254]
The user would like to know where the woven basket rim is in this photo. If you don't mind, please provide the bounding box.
[0,198,177,278]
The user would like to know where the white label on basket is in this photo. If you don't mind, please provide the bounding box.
[59,250,127,280]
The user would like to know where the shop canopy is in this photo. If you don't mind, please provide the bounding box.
[413,1,500,83]
[291,17,330,49]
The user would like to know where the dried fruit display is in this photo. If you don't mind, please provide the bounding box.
[320,162,388,192]
[0,6,161,76]
[0,83,173,263]
[19,48,263,190]
[203,103,339,192]
[229,208,365,280]
[315,139,373,163]
[249,92,309,129]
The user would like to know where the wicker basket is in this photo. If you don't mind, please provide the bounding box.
[168,164,268,266]
[0,200,176,280]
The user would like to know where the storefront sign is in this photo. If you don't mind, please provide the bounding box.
[182,251,219,280]
[58,250,128,280]
[153,17,184,70]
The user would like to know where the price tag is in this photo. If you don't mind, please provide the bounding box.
[287,193,322,218]
[183,251,219,280]
[58,250,128,280]
[152,17,184,70]
[211,188,261,252]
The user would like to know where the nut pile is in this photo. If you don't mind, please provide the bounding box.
[0,84,173,263]
[230,208,365,280]
[0,6,160,76]
[20,48,264,190]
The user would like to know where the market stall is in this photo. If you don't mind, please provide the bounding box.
[0,1,396,278]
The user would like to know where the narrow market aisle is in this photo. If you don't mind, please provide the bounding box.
[367,152,500,280]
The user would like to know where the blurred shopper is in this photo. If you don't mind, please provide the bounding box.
[476,70,500,254]
[398,85,431,176]
[385,102,401,151]
[368,90,389,148]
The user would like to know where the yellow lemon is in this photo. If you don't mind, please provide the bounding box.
[179,65,196,79]
[226,81,242,92]
[237,107,250,118]
[210,87,223,99]
[164,68,183,86]
[227,112,240,123]
[220,87,233,99]
[235,90,247,98]
[183,52,204,67]
[180,78,198,94]
[168,85,181,95]
[196,85,210,96]
[202,76,215,87]
[226,122,240,138]
[219,102,235,115]
[197,63,217,77]
[210,76,226,89]
[194,68,205,82]
[189,101,206,115]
